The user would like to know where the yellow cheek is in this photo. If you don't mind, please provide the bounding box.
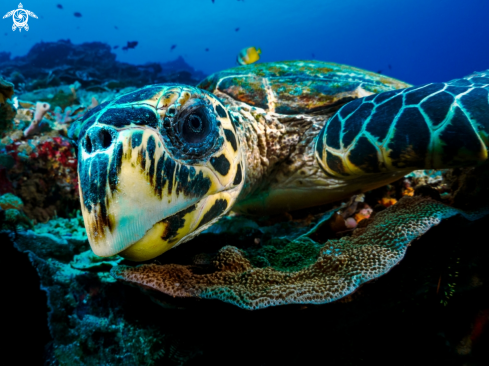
[119,205,197,261]
[119,187,241,262]
[119,221,173,261]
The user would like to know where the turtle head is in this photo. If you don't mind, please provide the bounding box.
[71,85,244,261]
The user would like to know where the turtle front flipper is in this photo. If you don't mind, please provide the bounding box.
[315,71,489,178]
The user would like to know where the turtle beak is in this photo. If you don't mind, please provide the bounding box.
[78,125,241,261]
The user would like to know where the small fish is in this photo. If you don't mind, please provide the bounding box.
[237,46,261,65]
[235,27,240,32]
[212,0,215,3]
[122,41,138,51]
[170,44,177,51]
[57,4,63,9]
[113,45,119,49]
[205,48,209,52]
[377,70,383,74]
[114,26,118,30]
[74,12,82,17]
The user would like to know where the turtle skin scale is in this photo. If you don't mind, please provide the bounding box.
[70,61,489,261]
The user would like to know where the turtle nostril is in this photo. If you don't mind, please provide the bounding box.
[85,127,116,153]
[101,129,113,149]
[85,135,93,153]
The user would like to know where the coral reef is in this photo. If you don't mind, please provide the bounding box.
[5,193,489,365]
[0,40,210,224]
[0,192,31,229]
[24,101,50,137]
[4,159,489,364]
[1,132,79,221]
[8,230,201,365]
[0,40,205,92]
[111,196,486,310]
[71,250,123,272]
[0,76,16,131]
[33,211,87,241]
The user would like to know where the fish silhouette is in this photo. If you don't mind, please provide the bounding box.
[122,41,138,51]
[74,12,82,17]
[170,44,177,51]
[57,4,63,9]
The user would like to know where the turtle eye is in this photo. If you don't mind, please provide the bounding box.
[178,105,213,145]
[161,98,224,162]
[180,108,211,144]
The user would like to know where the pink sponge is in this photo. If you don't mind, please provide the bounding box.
[24,102,50,137]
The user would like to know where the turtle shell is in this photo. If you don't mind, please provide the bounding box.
[198,60,411,115]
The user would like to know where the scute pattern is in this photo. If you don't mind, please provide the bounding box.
[316,71,489,177]
[198,60,410,115]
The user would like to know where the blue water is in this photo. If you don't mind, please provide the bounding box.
[1,0,488,84]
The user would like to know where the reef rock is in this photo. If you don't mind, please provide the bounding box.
[0,40,205,92]
[0,76,16,131]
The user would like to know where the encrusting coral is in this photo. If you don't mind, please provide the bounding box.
[111,196,486,310]
[71,250,123,272]
[33,211,87,241]
[0,192,32,228]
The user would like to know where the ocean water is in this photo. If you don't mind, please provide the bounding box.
[1,1,489,365]
[1,0,488,84]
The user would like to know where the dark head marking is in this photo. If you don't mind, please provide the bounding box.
[224,129,237,151]
[233,163,242,185]
[215,104,228,119]
[210,154,231,176]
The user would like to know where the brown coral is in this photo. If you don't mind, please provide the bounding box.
[112,196,486,310]
[0,76,16,131]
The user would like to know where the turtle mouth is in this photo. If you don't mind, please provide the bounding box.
[78,126,242,260]
[118,186,238,261]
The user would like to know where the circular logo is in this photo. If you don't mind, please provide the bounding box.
[13,9,28,28]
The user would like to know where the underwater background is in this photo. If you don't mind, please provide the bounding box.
[1,1,489,365]
[1,0,489,84]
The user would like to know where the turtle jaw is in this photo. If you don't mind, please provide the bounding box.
[118,186,240,261]
[79,125,244,261]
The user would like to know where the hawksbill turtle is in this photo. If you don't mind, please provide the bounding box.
[69,61,489,262]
